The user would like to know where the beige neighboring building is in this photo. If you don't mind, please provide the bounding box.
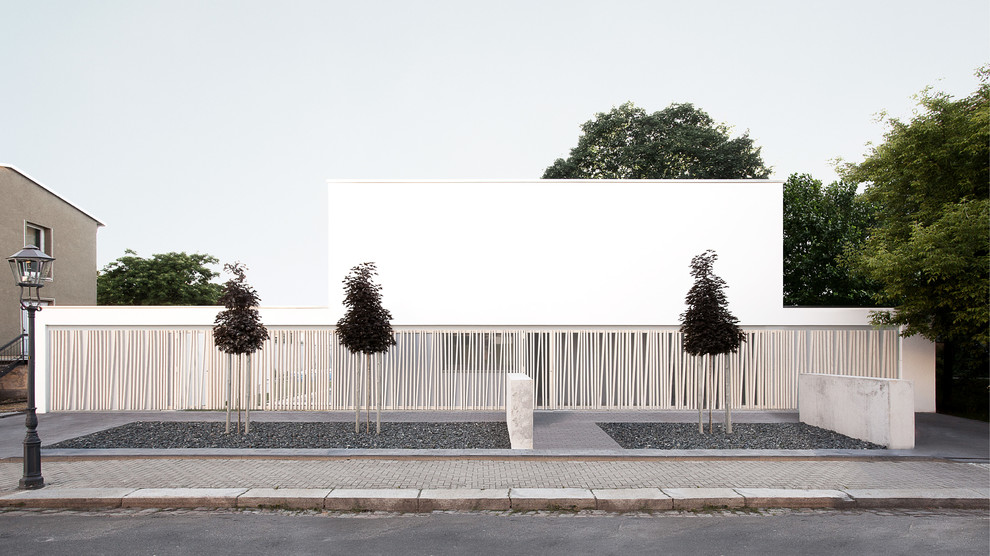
[1,165,103,345]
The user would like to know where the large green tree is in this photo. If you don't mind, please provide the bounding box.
[840,70,989,415]
[97,250,223,305]
[783,173,880,306]
[543,102,771,179]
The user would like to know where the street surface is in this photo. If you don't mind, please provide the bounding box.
[0,508,986,555]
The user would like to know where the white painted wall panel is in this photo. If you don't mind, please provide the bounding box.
[328,180,787,325]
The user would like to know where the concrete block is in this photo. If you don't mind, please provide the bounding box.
[0,488,136,509]
[845,488,990,509]
[237,488,331,510]
[592,488,673,511]
[121,488,247,508]
[734,488,853,508]
[509,488,596,511]
[799,373,915,448]
[418,488,510,511]
[662,488,744,510]
[506,373,534,449]
[324,488,420,512]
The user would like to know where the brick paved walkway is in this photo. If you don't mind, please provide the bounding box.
[1,410,986,508]
[0,459,985,493]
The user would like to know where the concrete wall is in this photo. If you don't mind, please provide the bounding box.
[506,373,533,449]
[0,166,101,342]
[798,374,915,449]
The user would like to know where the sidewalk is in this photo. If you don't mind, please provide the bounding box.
[0,410,986,511]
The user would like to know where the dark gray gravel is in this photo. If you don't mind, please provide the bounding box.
[47,421,511,450]
[597,422,885,449]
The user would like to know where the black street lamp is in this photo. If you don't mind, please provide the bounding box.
[7,245,54,489]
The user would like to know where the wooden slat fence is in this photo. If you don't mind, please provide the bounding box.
[46,327,899,411]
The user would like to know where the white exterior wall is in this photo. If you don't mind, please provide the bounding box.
[327,180,914,328]
[328,180,790,326]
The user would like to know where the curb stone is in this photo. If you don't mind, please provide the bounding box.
[120,488,248,509]
[0,487,986,511]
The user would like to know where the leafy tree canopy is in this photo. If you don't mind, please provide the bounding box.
[679,250,746,356]
[336,262,396,355]
[839,69,989,345]
[783,173,881,306]
[543,102,771,179]
[213,263,268,355]
[97,249,223,306]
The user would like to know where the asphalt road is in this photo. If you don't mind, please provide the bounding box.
[0,509,986,555]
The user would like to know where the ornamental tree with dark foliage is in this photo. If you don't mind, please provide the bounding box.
[213,263,268,434]
[679,250,745,433]
[337,262,396,434]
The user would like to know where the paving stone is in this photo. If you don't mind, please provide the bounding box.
[844,488,990,509]
[324,488,420,512]
[592,488,672,511]
[237,488,331,510]
[2,458,985,491]
[509,488,596,511]
[734,488,853,508]
[663,488,745,510]
[0,488,136,509]
[418,488,510,511]
[121,488,247,508]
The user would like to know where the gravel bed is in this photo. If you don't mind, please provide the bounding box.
[47,421,511,450]
[597,422,884,449]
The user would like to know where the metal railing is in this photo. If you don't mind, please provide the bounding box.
[0,334,27,378]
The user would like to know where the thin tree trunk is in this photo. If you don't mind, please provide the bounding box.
[725,355,732,434]
[245,353,251,435]
[939,340,954,411]
[355,354,361,433]
[225,354,232,434]
[237,356,242,434]
[366,353,372,433]
[698,361,703,434]
[708,356,713,434]
[375,353,381,435]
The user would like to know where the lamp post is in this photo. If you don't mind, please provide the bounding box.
[7,245,54,490]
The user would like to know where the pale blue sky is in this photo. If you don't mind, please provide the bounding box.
[2,1,987,306]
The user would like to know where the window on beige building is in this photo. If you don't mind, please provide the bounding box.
[24,221,53,280]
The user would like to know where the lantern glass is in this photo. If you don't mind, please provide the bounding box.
[7,245,55,288]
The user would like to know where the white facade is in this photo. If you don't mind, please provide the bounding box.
[326,179,935,410]
[329,180,790,325]
[327,180,887,327]
[28,180,937,414]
